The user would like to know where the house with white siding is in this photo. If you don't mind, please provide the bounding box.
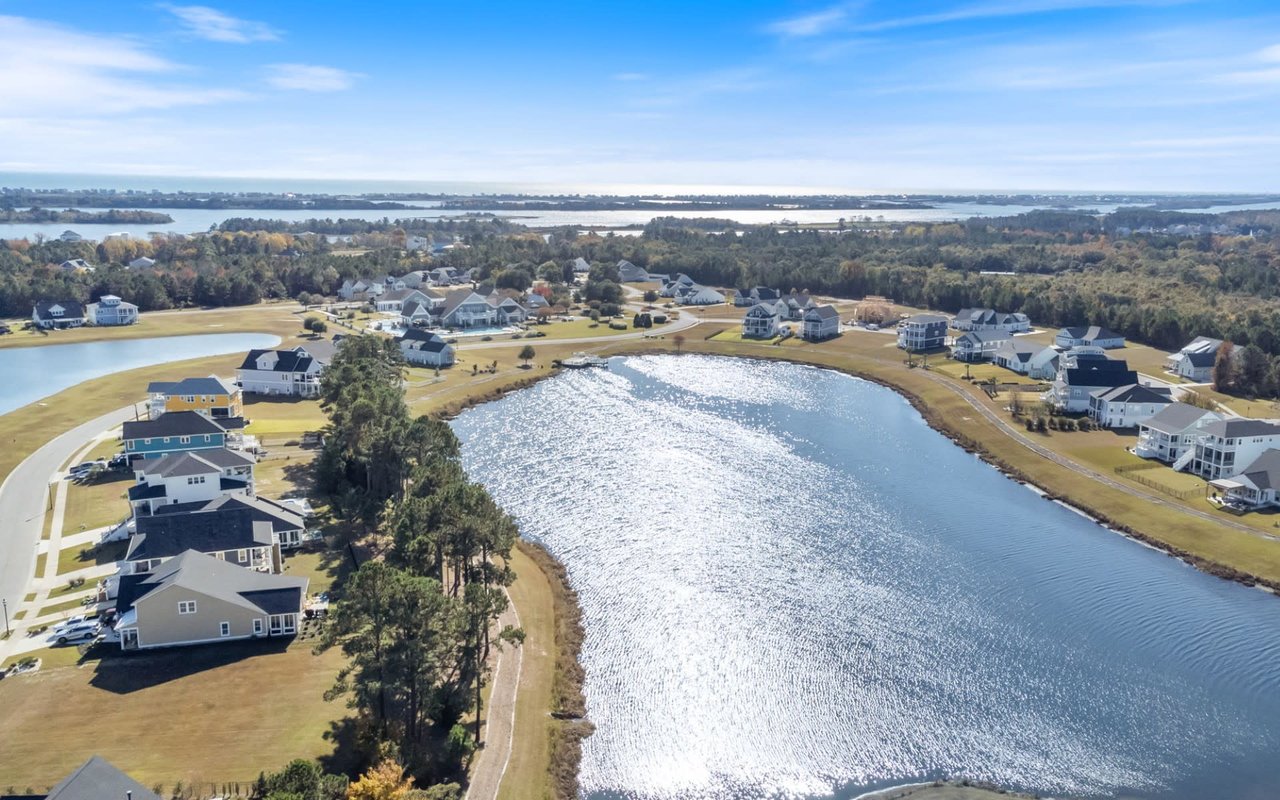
[236,343,334,398]
[992,340,1039,374]
[1087,383,1173,428]
[400,328,456,367]
[1046,357,1138,413]
[87,295,139,326]
[1189,419,1280,480]
[32,300,87,329]
[1166,336,1232,382]
[952,309,1030,333]
[952,330,1011,362]
[742,301,784,338]
[897,314,948,351]
[1135,403,1222,463]
[1054,325,1125,349]
[128,449,256,516]
[802,305,840,341]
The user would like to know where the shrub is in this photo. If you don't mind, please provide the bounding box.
[653,314,667,324]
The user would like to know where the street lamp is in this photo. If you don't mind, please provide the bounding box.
[3,597,9,637]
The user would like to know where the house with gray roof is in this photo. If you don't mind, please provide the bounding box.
[952,308,1030,333]
[128,507,279,575]
[45,756,161,800]
[1087,383,1173,428]
[146,375,241,419]
[993,339,1039,374]
[1189,418,1280,480]
[153,493,307,550]
[374,287,441,314]
[237,344,331,398]
[123,411,232,459]
[129,448,255,515]
[32,300,87,330]
[1166,336,1232,382]
[1209,449,1280,510]
[676,285,726,306]
[400,328,456,367]
[897,314,949,352]
[802,304,840,341]
[87,295,139,326]
[1135,402,1222,463]
[128,256,156,269]
[113,549,307,650]
[1046,358,1138,412]
[1054,325,1125,349]
[742,300,784,338]
[616,259,649,282]
[952,330,1011,362]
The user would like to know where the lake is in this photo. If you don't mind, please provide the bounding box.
[451,355,1280,800]
[0,332,280,416]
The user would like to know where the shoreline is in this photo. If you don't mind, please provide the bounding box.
[514,539,593,799]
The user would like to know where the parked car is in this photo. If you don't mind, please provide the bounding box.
[52,622,99,645]
[68,462,95,476]
[50,615,88,635]
[108,453,130,469]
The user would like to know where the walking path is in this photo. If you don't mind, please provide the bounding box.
[0,407,135,663]
[466,590,524,800]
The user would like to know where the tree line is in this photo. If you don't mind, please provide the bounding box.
[314,337,520,790]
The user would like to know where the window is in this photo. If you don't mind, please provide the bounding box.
[203,435,212,442]
[143,438,152,445]
[253,619,264,635]
[178,600,197,614]
[237,549,248,563]
[180,436,190,444]
[220,621,230,637]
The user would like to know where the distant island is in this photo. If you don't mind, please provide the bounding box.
[0,188,427,211]
[0,207,173,224]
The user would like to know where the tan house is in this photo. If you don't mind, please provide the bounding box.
[114,550,307,650]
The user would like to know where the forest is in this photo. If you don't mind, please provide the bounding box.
[4,208,1280,361]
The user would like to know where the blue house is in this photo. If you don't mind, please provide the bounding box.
[122,411,230,459]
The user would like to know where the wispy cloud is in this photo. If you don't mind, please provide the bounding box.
[0,15,245,113]
[1212,42,1280,85]
[162,4,279,43]
[264,63,359,92]
[766,5,849,38]
[612,72,648,81]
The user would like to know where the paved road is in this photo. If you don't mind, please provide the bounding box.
[0,404,139,631]
[465,590,523,800]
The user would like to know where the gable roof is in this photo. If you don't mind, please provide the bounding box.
[905,313,948,325]
[47,756,161,800]
[1141,402,1218,434]
[439,289,489,319]
[1091,383,1172,404]
[1180,335,1224,354]
[805,304,839,320]
[122,411,227,441]
[1059,325,1123,342]
[152,494,304,534]
[238,344,331,373]
[994,339,1037,361]
[146,376,237,397]
[1236,449,1280,492]
[1200,418,1280,439]
[33,300,86,321]
[1184,350,1218,368]
[137,448,254,479]
[957,330,1010,345]
[129,550,306,615]
[1062,361,1138,389]
[129,508,273,562]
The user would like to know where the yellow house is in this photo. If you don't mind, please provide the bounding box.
[146,376,243,420]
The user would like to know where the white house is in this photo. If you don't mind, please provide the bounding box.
[60,258,95,273]
[128,449,256,516]
[993,340,1039,373]
[802,305,840,341]
[742,301,783,338]
[1135,403,1223,463]
[952,309,1030,333]
[32,300,87,329]
[659,274,697,297]
[58,230,82,242]
[571,257,591,273]
[400,328,456,367]
[375,288,440,314]
[616,260,649,282]
[1026,346,1062,380]
[87,294,139,326]
[1087,383,1173,428]
[1166,336,1231,382]
[897,314,948,351]
[1209,449,1280,510]
[236,343,333,398]
[1054,325,1125,349]
[952,330,1011,362]
[676,286,725,306]
[1189,418,1280,480]
[1047,357,1138,413]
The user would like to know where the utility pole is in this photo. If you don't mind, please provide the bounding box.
[3,598,10,637]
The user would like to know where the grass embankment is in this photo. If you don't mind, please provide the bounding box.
[0,302,303,350]
[61,474,132,535]
[507,540,590,800]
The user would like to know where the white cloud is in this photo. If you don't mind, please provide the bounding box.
[766,6,848,38]
[612,72,648,81]
[162,4,279,43]
[264,63,359,92]
[0,15,246,114]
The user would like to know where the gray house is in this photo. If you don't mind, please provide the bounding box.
[128,506,280,575]
[113,549,307,650]
[87,294,139,326]
[46,756,161,800]
[802,305,840,341]
[897,314,948,351]
[616,260,649,282]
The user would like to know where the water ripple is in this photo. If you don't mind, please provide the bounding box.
[452,355,1280,800]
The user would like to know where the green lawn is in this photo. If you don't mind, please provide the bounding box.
[526,317,636,340]
[62,474,131,534]
[48,577,93,600]
[57,540,126,576]
[0,303,304,350]
[244,397,327,441]
[0,640,353,791]
[36,597,90,619]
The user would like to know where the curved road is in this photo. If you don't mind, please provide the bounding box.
[0,405,139,630]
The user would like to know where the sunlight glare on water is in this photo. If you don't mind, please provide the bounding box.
[452,355,1280,800]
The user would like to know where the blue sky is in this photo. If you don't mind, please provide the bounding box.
[1,1,1279,192]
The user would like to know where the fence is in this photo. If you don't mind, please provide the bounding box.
[1114,461,1162,474]
[1114,466,1203,500]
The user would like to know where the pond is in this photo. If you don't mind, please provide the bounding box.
[0,332,280,416]
[452,354,1280,800]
